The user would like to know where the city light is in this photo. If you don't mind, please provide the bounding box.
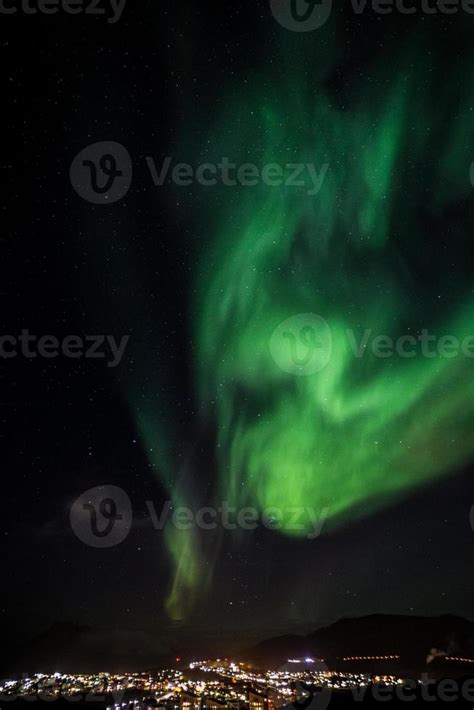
[0,661,406,709]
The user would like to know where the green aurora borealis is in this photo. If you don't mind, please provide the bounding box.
[123,19,474,621]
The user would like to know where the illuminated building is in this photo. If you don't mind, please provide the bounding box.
[181,693,202,710]
[205,699,227,710]
[248,690,271,710]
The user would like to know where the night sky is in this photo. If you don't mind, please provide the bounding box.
[2,0,474,674]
